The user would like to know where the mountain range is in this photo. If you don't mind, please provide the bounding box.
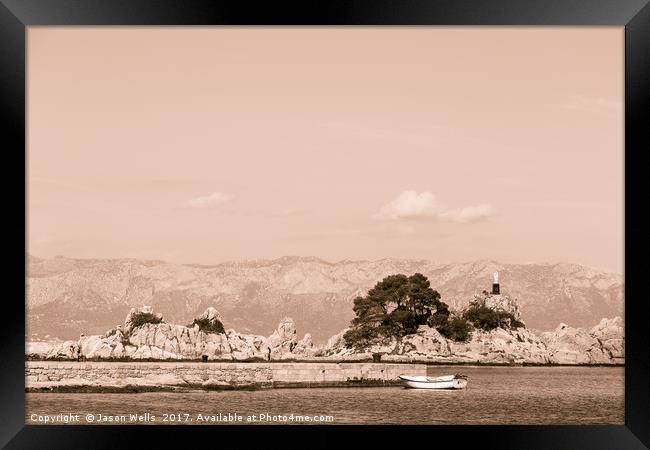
[26,254,623,343]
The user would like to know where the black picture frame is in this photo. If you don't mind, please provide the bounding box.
[1,0,648,448]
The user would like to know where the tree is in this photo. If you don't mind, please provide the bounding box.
[190,317,225,334]
[405,273,444,324]
[437,315,473,342]
[344,273,449,348]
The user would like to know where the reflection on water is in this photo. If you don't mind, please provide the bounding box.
[26,366,624,424]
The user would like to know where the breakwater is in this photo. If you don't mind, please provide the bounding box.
[26,361,426,391]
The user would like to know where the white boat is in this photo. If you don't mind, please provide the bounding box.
[399,374,468,389]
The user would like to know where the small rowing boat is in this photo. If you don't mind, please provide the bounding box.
[399,374,468,389]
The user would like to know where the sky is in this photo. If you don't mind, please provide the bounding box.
[27,27,624,272]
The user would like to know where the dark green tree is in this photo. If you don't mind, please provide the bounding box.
[437,315,473,342]
[344,273,449,348]
[404,272,444,323]
[462,300,525,331]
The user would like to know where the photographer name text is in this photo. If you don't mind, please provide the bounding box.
[29,412,334,424]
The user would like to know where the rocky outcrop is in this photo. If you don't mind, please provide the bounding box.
[191,307,225,333]
[29,305,624,365]
[324,328,347,352]
[294,333,314,355]
[540,317,624,364]
[42,340,81,360]
[36,307,312,361]
[265,317,298,359]
[196,306,223,325]
[225,330,267,360]
[320,317,624,365]
[481,293,523,324]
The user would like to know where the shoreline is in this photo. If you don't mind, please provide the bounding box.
[24,356,625,368]
[26,380,408,394]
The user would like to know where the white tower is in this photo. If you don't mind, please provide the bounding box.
[492,271,500,295]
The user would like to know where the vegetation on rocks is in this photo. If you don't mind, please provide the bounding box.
[187,306,226,334]
[128,311,164,329]
[343,273,529,349]
[462,298,525,331]
[190,317,225,334]
[436,315,473,342]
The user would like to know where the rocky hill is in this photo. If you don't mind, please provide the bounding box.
[29,306,314,362]
[322,318,624,365]
[26,254,623,343]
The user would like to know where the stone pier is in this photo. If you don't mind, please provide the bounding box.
[25,361,426,391]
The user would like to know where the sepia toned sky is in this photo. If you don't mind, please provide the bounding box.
[27,27,624,272]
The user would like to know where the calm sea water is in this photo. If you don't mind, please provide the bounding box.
[26,366,624,425]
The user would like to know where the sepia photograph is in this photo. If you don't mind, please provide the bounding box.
[25,26,624,425]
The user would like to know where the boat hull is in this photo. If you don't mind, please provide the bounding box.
[399,375,468,390]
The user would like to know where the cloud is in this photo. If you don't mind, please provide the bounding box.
[374,191,442,221]
[374,190,495,223]
[437,204,495,223]
[186,192,233,209]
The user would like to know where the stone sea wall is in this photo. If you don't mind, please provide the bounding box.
[26,362,425,391]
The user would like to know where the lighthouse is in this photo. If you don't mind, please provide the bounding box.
[492,271,500,295]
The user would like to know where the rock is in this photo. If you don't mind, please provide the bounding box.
[472,292,523,324]
[26,341,56,358]
[367,341,396,355]
[103,325,123,338]
[130,322,231,359]
[227,330,266,360]
[297,333,313,349]
[200,306,223,323]
[132,345,152,359]
[45,340,80,360]
[398,326,451,357]
[72,308,235,361]
[266,317,299,357]
[292,333,318,356]
[252,335,266,351]
[79,335,112,359]
[322,328,348,355]
[458,328,550,364]
[539,317,624,364]
[590,317,624,342]
[272,317,297,342]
